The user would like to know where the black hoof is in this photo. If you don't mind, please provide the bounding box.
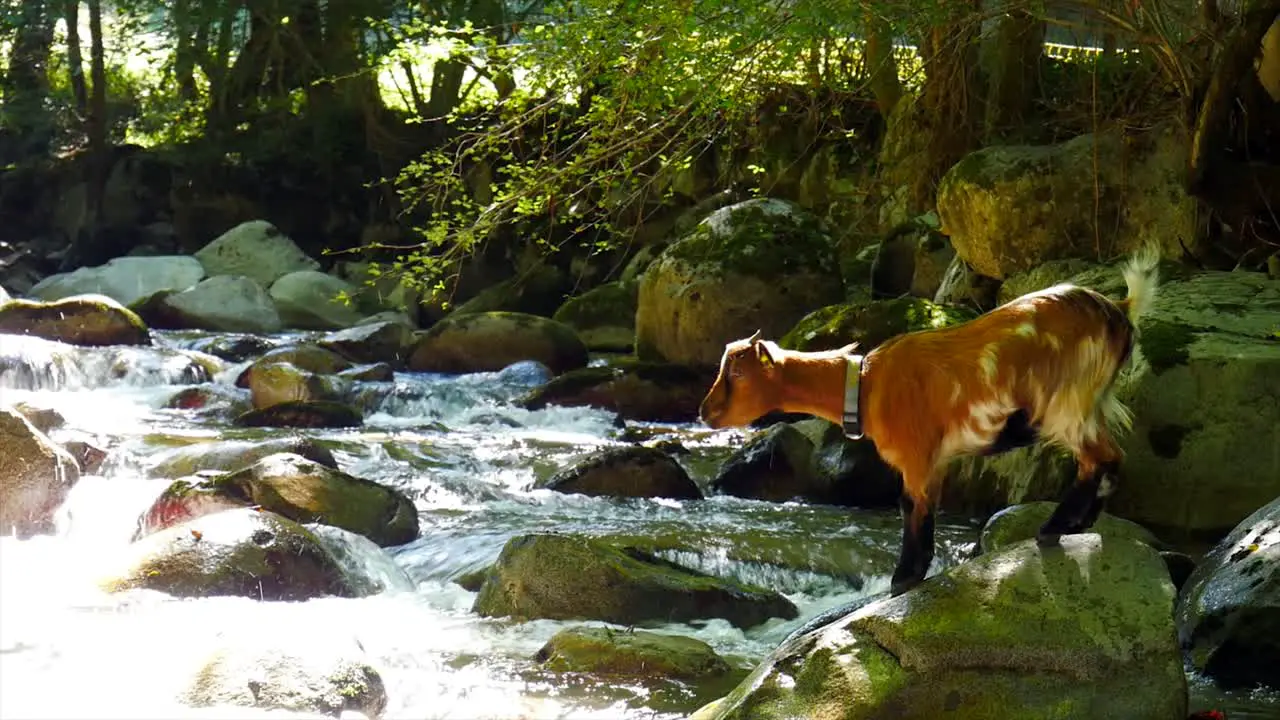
[889,575,922,597]
[1036,531,1062,547]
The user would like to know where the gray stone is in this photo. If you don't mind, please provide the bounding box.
[194,220,320,287]
[29,255,206,307]
[162,275,283,333]
[270,270,364,330]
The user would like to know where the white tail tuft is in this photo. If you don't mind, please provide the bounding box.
[1121,244,1160,324]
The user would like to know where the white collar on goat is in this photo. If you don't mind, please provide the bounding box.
[843,354,864,439]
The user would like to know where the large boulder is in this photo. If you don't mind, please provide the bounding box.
[937,123,1193,279]
[536,626,732,680]
[698,535,1187,720]
[449,263,568,317]
[1176,495,1280,690]
[270,270,364,330]
[472,533,798,629]
[99,508,364,600]
[28,255,205,307]
[519,360,714,422]
[0,294,150,346]
[779,296,976,353]
[247,362,344,410]
[636,198,843,367]
[978,501,1162,554]
[409,311,588,375]
[552,280,639,352]
[0,407,80,537]
[136,453,418,547]
[318,320,416,367]
[542,446,702,500]
[194,220,320,287]
[236,344,355,386]
[145,437,338,478]
[156,275,283,333]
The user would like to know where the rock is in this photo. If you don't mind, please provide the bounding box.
[472,533,797,629]
[270,270,364,330]
[157,275,284,333]
[338,362,395,382]
[247,361,343,410]
[536,626,732,680]
[408,311,588,375]
[870,212,956,300]
[552,280,639,352]
[519,360,714,423]
[234,400,364,429]
[978,501,1162,554]
[936,123,1193,279]
[712,420,900,508]
[28,255,206,307]
[0,407,80,537]
[636,198,844,367]
[0,294,150,346]
[941,445,1078,518]
[1176,495,1280,690]
[182,639,387,719]
[333,260,422,321]
[194,220,320,287]
[10,402,65,434]
[318,320,416,367]
[146,437,338,478]
[700,535,1187,720]
[932,255,1001,311]
[136,453,418,547]
[449,263,568,317]
[63,439,108,475]
[235,344,354,387]
[178,333,276,362]
[780,296,976,353]
[163,385,251,417]
[99,508,364,600]
[542,446,702,500]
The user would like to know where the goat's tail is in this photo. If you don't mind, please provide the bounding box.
[1120,243,1161,325]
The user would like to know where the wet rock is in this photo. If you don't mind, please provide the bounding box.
[63,438,108,475]
[409,311,588,375]
[543,446,702,500]
[449,262,568,317]
[10,401,65,434]
[234,400,364,429]
[978,501,1162,554]
[136,453,418,547]
[0,294,150,346]
[552,280,638,352]
[247,361,344,410]
[28,255,206,307]
[941,444,1079,518]
[1177,495,1280,690]
[473,533,797,629]
[520,360,714,423]
[779,296,975,353]
[318,320,416,366]
[178,334,276,363]
[146,437,338,478]
[235,344,355,387]
[99,507,364,601]
[182,639,387,719]
[713,420,899,508]
[270,270,364,330]
[194,220,320,287]
[636,198,843,367]
[0,407,80,537]
[536,626,732,680]
[157,275,284,333]
[164,385,251,416]
[699,535,1186,720]
[495,359,554,386]
[337,362,395,382]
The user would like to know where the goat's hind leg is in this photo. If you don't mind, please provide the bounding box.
[1037,431,1122,546]
[890,479,936,596]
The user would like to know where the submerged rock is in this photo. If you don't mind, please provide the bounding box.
[698,535,1186,720]
[100,507,364,601]
[234,400,364,429]
[146,437,338,478]
[0,407,80,537]
[409,311,588,375]
[536,626,732,680]
[636,198,843,367]
[194,220,320,288]
[136,453,418,547]
[543,446,702,500]
[0,294,150,346]
[519,360,714,423]
[1177,495,1280,690]
[473,533,797,629]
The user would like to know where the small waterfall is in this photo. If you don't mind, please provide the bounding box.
[308,524,417,595]
[0,335,222,391]
[933,254,970,305]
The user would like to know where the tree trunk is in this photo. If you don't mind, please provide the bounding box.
[172,0,200,101]
[2,0,56,156]
[64,0,88,118]
[982,10,1045,138]
[863,9,902,119]
[915,0,984,208]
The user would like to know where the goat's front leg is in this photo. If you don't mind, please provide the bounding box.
[890,478,936,596]
[1038,431,1122,545]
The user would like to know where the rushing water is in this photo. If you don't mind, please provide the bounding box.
[1,330,1276,719]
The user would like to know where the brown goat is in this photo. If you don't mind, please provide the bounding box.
[700,247,1160,595]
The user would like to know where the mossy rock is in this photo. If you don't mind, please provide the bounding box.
[449,263,569,318]
[779,296,976,353]
[472,533,798,629]
[181,334,276,363]
[247,361,344,410]
[542,446,702,500]
[100,508,364,601]
[519,359,715,423]
[978,501,1162,554]
[408,311,588,375]
[552,280,639,352]
[318,320,416,367]
[701,535,1186,720]
[636,198,844,367]
[234,401,364,429]
[536,626,732,680]
[146,437,339,479]
[337,362,395,382]
[235,344,354,388]
[0,293,150,346]
[137,453,418,547]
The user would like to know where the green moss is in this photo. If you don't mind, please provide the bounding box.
[536,626,732,679]
[780,297,976,352]
[1138,319,1196,374]
[552,280,638,330]
[664,201,836,279]
[233,401,364,429]
[0,294,151,346]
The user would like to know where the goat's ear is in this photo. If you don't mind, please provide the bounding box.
[756,339,777,369]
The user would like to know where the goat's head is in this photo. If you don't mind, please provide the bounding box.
[699,330,784,428]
